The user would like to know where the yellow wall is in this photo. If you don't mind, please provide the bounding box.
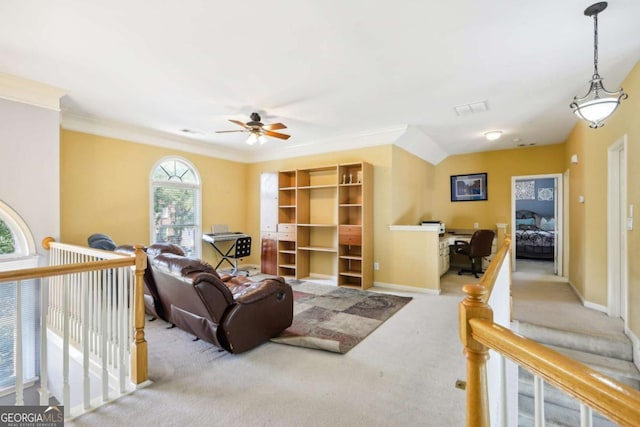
[391,146,435,225]
[433,144,566,231]
[60,129,248,266]
[564,61,640,338]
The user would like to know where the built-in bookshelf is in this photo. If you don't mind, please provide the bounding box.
[337,162,372,289]
[271,162,372,289]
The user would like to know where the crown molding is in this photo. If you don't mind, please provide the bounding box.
[0,73,66,111]
[244,125,409,162]
[60,113,446,165]
[61,113,248,162]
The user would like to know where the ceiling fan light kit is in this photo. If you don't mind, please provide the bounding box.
[215,112,291,145]
[570,2,628,129]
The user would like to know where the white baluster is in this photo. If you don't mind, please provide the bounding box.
[63,275,70,411]
[534,375,545,427]
[101,268,109,402]
[82,272,90,410]
[39,276,49,405]
[580,404,593,427]
[118,267,126,392]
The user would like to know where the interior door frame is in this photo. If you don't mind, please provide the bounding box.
[607,134,628,327]
[511,174,564,276]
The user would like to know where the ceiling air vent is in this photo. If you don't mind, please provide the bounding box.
[454,101,489,116]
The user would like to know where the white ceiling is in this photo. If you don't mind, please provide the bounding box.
[1,1,639,163]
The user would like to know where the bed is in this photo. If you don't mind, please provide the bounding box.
[515,210,555,260]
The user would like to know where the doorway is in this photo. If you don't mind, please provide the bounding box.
[511,174,563,276]
[607,135,628,328]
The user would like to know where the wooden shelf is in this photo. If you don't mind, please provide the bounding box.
[279,249,296,254]
[339,203,362,207]
[298,184,338,190]
[298,246,338,253]
[339,270,362,278]
[297,223,337,227]
[339,255,362,260]
[278,263,297,269]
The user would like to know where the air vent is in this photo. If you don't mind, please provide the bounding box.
[454,101,489,116]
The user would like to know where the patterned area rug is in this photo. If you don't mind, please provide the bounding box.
[271,281,412,354]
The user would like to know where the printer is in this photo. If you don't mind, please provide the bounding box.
[421,220,445,236]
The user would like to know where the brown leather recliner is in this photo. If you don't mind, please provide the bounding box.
[146,244,293,354]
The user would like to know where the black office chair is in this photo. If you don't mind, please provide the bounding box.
[223,236,252,276]
[453,230,495,278]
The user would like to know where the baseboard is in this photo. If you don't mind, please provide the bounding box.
[628,328,640,372]
[373,281,441,295]
[583,300,607,313]
[567,280,608,313]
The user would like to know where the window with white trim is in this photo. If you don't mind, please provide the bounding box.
[150,158,201,257]
[0,202,38,393]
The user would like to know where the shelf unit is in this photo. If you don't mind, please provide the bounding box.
[271,162,372,289]
[337,162,372,289]
[277,171,297,279]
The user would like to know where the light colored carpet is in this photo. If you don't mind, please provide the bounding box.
[67,275,469,427]
[511,267,624,337]
[65,267,618,426]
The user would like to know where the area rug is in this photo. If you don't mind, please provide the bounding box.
[270,281,412,354]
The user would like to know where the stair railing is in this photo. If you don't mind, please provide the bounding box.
[459,238,640,426]
[0,238,148,418]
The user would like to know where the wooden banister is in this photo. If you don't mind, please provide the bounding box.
[130,244,148,384]
[470,318,640,426]
[460,236,640,427]
[0,258,135,282]
[478,236,511,302]
[1,238,149,386]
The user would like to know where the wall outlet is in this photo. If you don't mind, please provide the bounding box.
[373,262,380,270]
[473,222,479,229]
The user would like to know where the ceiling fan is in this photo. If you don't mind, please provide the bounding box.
[215,112,291,145]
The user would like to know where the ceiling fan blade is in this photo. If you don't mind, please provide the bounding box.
[214,129,247,133]
[228,119,250,129]
[263,130,291,140]
[262,123,287,131]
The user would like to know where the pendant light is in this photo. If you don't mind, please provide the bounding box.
[570,2,627,128]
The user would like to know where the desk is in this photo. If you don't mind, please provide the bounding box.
[202,232,250,274]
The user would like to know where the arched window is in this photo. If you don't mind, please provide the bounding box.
[0,201,38,390]
[150,157,201,257]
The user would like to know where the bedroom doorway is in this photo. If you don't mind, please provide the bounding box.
[511,174,563,276]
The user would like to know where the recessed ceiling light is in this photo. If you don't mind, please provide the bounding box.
[484,131,502,141]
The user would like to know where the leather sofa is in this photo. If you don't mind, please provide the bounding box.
[120,242,293,353]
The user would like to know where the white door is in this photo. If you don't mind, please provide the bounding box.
[607,135,628,325]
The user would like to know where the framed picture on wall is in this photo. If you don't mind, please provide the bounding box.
[450,173,488,202]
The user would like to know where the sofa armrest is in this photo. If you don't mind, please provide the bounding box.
[220,277,293,353]
[192,273,235,320]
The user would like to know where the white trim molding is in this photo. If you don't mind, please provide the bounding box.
[0,73,66,111]
[373,281,441,295]
[628,329,640,372]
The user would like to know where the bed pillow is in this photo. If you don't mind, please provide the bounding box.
[515,218,535,227]
[540,217,555,231]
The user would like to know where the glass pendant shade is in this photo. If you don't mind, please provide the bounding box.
[570,2,627,129]
[571,76,627,128]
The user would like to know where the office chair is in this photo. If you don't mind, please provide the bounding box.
[453,229,495,278]
[87,233,117,250]
[223,236,252,276]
